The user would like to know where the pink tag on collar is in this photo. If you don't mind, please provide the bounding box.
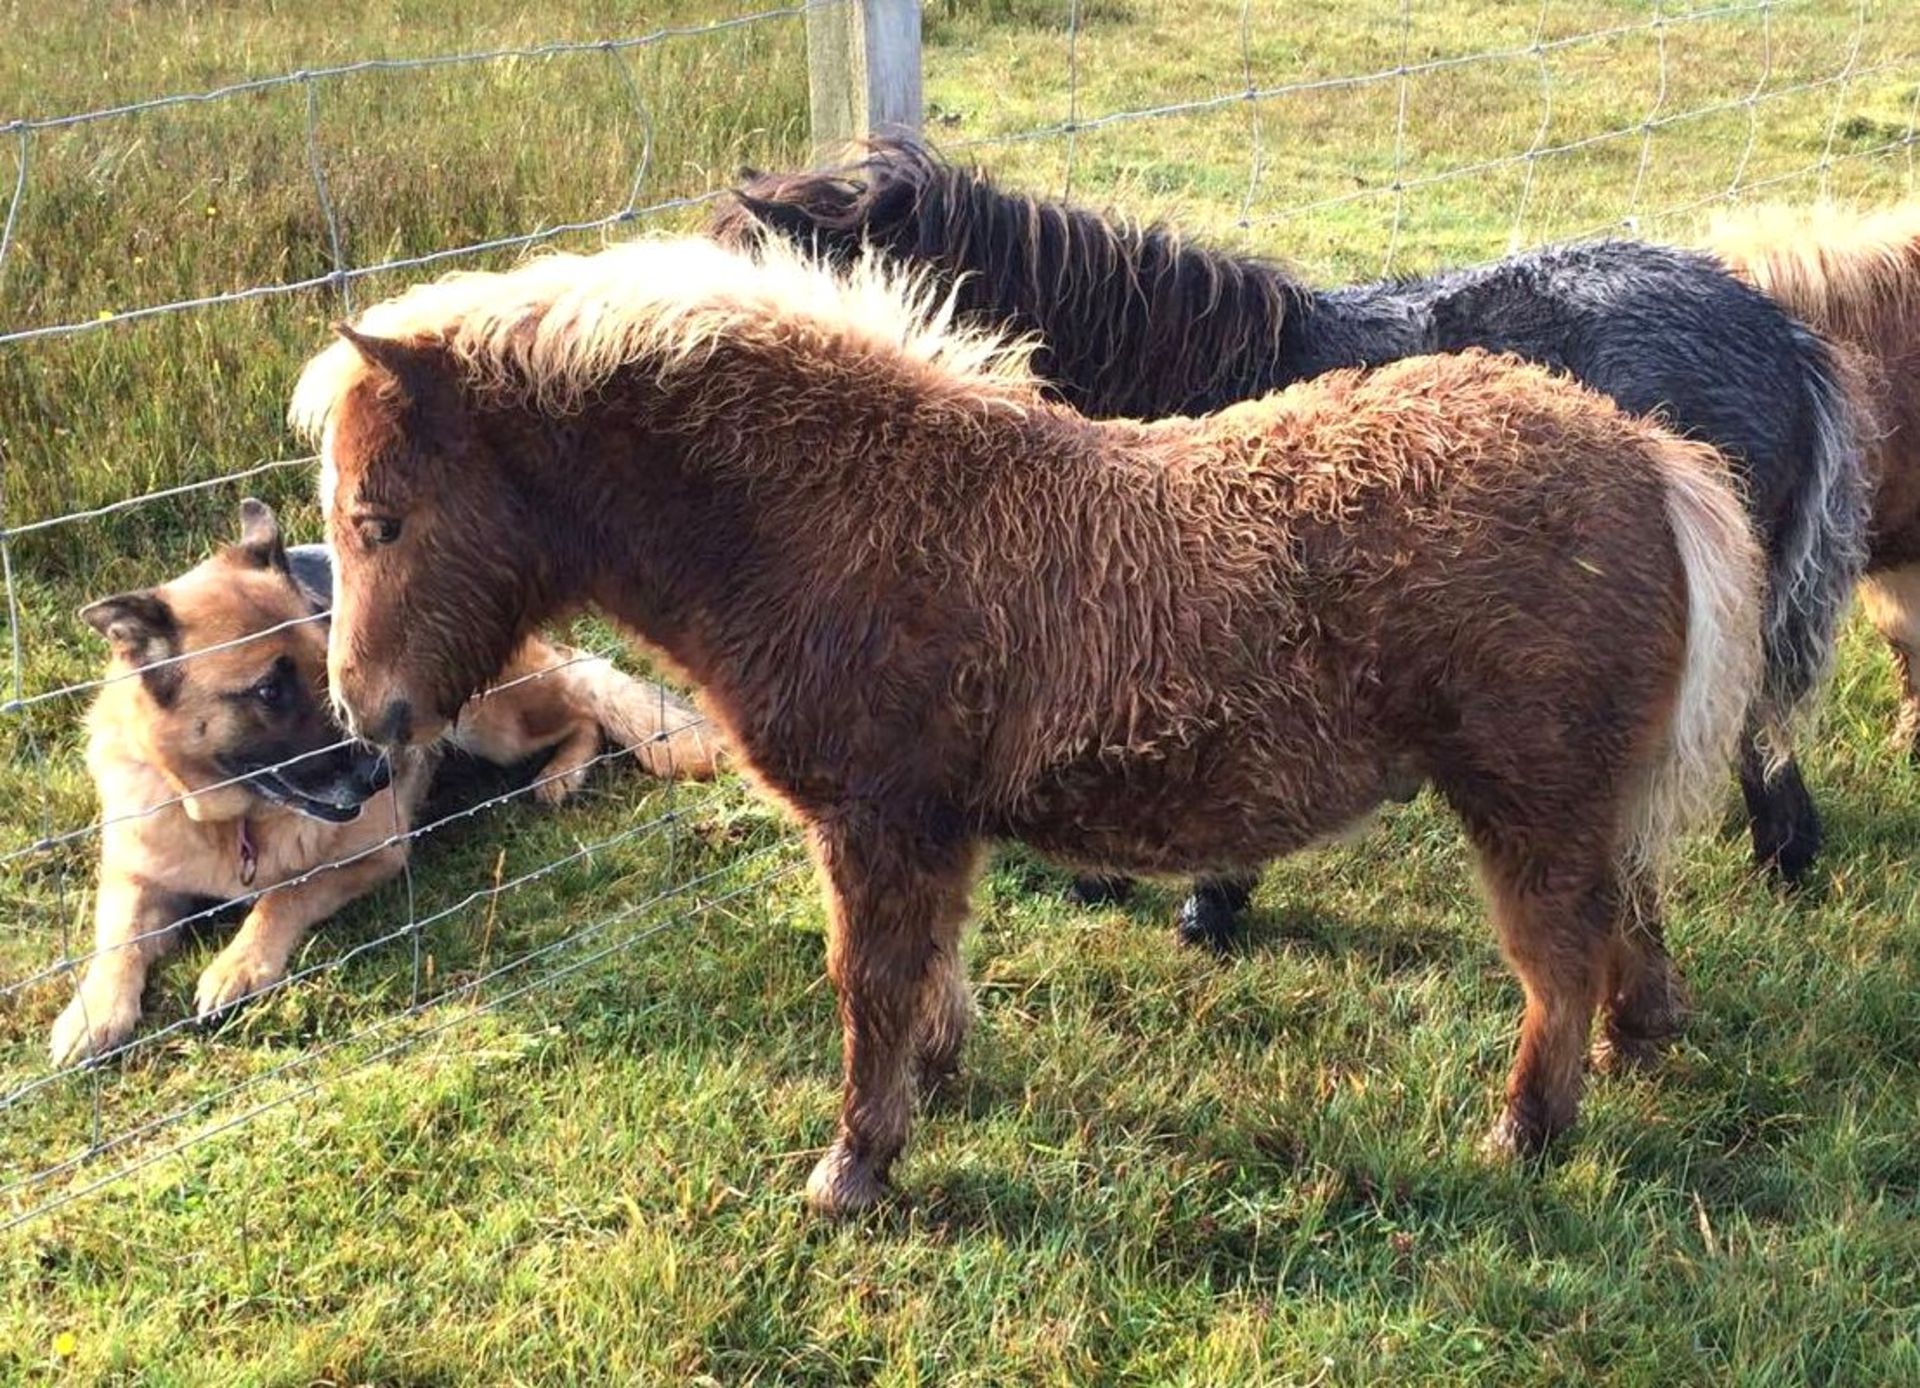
[238,819,258,887]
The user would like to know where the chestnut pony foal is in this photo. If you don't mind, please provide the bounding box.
[293,237,1762,1213]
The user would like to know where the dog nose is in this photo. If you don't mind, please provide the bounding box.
[364,697,413,748]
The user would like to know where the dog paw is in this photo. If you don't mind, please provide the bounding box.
[533,769,588,807]
[805,1141,892,1216]
[195,949,287,1022]
[49,988,143,1067]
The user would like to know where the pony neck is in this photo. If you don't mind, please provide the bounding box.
[535,340,1078,688]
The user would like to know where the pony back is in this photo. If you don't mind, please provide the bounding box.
[1707,202,1920,355]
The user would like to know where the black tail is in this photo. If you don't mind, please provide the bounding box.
[716,136,1307,419]
[1755,329,1871,749]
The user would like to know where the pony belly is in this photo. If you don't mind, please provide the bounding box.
[1004,751,1401,878]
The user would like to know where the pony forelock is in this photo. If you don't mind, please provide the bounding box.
[288,232,1040,443]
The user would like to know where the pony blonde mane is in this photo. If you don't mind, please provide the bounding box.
[1706,200,1920,347]
[290,232,1039,441]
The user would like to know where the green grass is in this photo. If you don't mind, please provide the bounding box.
[4,0,1920,1381]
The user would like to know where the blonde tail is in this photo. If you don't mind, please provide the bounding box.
[1626,437,1767,873]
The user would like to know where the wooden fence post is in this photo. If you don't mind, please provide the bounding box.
[806,0,923,156]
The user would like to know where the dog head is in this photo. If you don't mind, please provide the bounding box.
[81,499,390,824]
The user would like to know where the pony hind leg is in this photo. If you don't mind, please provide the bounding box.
[805,817,977,1215]
[1737,732,1822,887]
[1861,565,1920,760]
[1467,829,1618,1159]
[1590,866,1691,1075]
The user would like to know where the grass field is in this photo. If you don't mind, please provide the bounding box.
[4,0,1920,1381]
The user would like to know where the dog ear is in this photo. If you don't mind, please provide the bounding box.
[235,497,290,573]
[79,590,182,704]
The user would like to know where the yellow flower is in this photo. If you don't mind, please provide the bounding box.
[53,1331,77,1358]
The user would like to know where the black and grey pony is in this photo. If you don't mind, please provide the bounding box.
[713,137,1871,949]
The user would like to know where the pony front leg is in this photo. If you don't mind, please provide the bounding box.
[1737,733,1821,887]
[805,818,976,1215]
[912,926,976,1092]
[1176,872,1258,952]
[1862,566,1920,760]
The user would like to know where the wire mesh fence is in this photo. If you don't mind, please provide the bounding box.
[2,0,1915,1230]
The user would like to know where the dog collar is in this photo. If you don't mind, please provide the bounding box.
[238,819,257,887]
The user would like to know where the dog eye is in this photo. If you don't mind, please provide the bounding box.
[357,516,403,547]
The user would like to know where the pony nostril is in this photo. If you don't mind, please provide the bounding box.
[365,755,393,793]
[370,698,413,748]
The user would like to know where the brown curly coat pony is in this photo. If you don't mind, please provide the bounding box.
[290,236,1762,1214]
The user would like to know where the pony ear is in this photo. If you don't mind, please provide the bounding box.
[332,323,456,403]
[234,497,290,573]
[731,186,846,252]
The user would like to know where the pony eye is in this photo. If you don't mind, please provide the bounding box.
[252,675,285,709]
[358,516,403,547]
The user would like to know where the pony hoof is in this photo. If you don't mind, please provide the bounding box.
[1764,846,1818,890]
[1175,894,1238,953]
[1751,816,1821,889]
[1068,874,1133,907]
[1481,1107,1560,1163]
[805,1143,890,1216]
[1595,967,1691,1077]
[1590,1029,1667,1076]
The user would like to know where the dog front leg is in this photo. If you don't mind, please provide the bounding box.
[195,844,409,1021]
[50,874,189,1066]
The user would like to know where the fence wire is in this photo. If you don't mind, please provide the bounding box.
[2,0,1915,1230]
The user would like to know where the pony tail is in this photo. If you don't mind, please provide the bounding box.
[1752,331,1872,757]
[1624,437,1767,874]
[558,650,725,781]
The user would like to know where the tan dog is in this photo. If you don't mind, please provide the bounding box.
[49,499,719,1066]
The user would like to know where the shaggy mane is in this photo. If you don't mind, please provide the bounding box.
[290,233,1039,441]
[714,135,1311,419]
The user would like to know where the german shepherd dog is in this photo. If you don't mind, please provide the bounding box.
[49,500,719,1066]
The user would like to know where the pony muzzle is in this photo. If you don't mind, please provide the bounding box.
[362,696,416,749]
[332,671,432,749]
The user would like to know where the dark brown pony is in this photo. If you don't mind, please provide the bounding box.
[1707,202,1920,752]
[293,236,1762,1213]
